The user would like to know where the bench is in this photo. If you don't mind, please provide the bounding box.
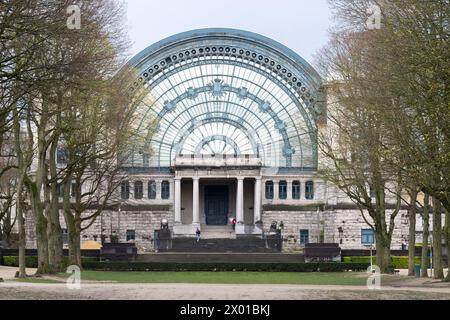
[304,243,341,263]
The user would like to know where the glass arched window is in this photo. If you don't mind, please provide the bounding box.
[161,181,170,200]
[279,181,287,200]
[265,181,274,200]
[121,181,130,200]
[148,180,157,199]
[134,181,143,200]
[305,181,314,200]
[292,181,301,199]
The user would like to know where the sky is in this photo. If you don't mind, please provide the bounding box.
[124,0,333,66]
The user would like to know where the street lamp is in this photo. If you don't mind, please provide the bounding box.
[364,237,375,272]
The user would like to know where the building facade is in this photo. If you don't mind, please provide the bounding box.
[24,29,412,252]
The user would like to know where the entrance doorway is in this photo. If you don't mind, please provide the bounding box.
[205,186,229,225]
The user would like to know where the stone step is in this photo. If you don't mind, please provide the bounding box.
[137,253,305,263]
[158,237,282,253]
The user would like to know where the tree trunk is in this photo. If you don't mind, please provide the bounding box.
[408,190,418,276]
[375,232,392,273]
[16,181,27,278]
[432,198,444,279]
[28,182,49,275]
[421,194,430,277]
[47,139,64,273]
[66,216,81,268]
[444,208,449,282]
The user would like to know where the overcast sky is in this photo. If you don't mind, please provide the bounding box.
[125,0,333,65]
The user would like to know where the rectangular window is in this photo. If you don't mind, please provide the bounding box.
[279,181,287,200]
[57,183,64,198]
[300,229,309,245]
[71,182,76,198]
[126,230,136,242]
[62,229,68,245]
[161,181,170,200]
[148,181,157,199]
[121,181,130,200]
[292,181,301,200]
[305,181,314,200]
[265,181,274,200]
[57,148,68,164]
[361,229,375,245]
[134,181,143,200]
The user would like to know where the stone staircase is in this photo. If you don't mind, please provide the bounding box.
[158,236,282,253]
[201,226,236,239]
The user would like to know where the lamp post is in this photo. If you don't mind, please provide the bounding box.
[364,244,374,271]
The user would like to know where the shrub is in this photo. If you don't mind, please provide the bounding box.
[81,261,370,272]
[2,256,99,268]
[342,256,421,269]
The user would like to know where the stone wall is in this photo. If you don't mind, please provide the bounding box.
[24,208,414,254]
[262,209,410,252]
[25,209,174,253]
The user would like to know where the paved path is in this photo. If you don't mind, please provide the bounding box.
[1,266,449,300]
[1,282,449,300]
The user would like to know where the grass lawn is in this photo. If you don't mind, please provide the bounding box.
[55,271,368,285]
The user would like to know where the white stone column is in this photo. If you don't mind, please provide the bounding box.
[287,180,293,201]
[156,179,162,200]
[192,177,200,225]
[174,178,181,224]
[254,177,262,223]
[273,180,279,201]
[236,178,244,223]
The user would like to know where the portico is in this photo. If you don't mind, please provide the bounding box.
[172,155,263,237]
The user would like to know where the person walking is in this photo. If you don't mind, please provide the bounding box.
[196,228,201,243]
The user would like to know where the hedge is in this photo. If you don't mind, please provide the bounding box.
[81,261,370,272]
[2,256,99,268]
[343,256,422,269]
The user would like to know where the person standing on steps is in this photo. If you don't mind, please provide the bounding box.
[231,218,236,231]
[196,227,201,243]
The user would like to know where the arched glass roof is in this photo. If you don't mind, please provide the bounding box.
[124,28,324,170]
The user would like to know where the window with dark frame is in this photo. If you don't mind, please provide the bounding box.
[305,181,314,200]
[121,181,130,200]
[300,229,309,245]
[161,181,170,200]
[126,229,136,242]
[265,181,274,200]
[279,181,287,200]
[134,181,143,200]
[148,180,157,199]
[62,229,68,245]
[292,181,301,199]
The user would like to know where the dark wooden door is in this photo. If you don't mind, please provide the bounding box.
[205,186,229,225]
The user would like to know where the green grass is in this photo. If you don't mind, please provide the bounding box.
[56,271,368,285]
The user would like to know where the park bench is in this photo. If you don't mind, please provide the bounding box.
[304,243,341,263]
[100,243,137,262]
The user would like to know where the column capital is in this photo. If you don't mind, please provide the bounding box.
[174,177,182,182]
[255,176,262,181]
[193,177,200,181]
[237,177,245,182]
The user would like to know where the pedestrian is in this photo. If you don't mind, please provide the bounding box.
[402,239,407,251]
[196,228,201,242]
[232,218,236,231]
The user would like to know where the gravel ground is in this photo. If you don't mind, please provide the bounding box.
[1,267,449,300]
